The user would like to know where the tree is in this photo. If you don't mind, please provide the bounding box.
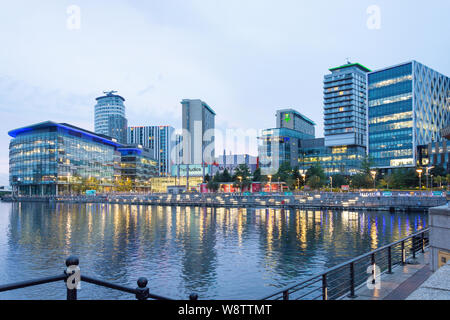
[207,180,219,192]
[221,168,232,182]
[431,165,446,177]
[350,174,372,189]
[305,163,326,189]
[307,175,323,189]
[233,164,251,181]
[252,168,262,182]
[331,174,347,188]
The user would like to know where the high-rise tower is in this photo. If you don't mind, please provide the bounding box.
[94,91,127,143]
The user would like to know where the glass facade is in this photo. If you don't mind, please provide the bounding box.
[368,61,450,169]
[298,139,366,175]
[118,146,158,191]
[259,127,314,175]
[324,63,370,147]
[127,125,175,176]
[95,92,128,143]
[9,122,121,195]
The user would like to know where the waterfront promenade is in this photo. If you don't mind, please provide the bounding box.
[3,192,446,213]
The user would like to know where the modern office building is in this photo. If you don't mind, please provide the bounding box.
[276,109,315,137]
[127,125,175,176]
[324,62,370,147]
[298,138,366,175]
[9,121,122,195]
[259,109,315,175]
[118,145,158,191]
[368,61,450,170]
[95,91,128,143]
[181,99,216,165]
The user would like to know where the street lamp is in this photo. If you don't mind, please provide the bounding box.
[330,176,333,190]
[416,168,423,191]
[237,176,242,194]
[426,166,434,189]
[370,170,377,190]
[268,175,272,192]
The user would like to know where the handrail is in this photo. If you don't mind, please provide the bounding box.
[261,228,429,300]
[0,256,194,300]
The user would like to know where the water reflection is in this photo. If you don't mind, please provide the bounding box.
[0,202,427,299]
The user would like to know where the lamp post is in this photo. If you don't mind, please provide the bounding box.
[237,176,242,194]
[330,176,333,190]
[370,170,377,190]
[278,176,280,192]
[416,168,423,191]
[426,166,433,190]
[268,175,272,193]
[301,173,306,190]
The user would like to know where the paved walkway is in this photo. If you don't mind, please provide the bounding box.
[343,251,431,300]
[407,262,450,300]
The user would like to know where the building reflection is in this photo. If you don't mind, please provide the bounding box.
[2,202,427,299]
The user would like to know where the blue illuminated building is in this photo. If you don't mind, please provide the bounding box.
[368,61,450,170]
[8,121,157,195]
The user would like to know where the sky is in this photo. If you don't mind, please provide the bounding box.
[0,0,449,186]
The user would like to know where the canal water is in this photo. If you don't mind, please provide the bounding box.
[0,201,427,300]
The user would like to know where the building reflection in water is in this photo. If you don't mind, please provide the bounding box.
[0,202,427,300]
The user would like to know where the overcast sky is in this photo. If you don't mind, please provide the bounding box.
[1,0,449,185]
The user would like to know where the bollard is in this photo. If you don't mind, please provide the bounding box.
[189,293,198,300]
[65,256,79,300]
[282,290,289,300]
[135,277,149,300]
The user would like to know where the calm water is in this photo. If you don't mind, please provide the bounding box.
[0,201,427,300]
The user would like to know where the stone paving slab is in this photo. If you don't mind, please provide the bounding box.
[407,263,450,300]
[342,252,430,300]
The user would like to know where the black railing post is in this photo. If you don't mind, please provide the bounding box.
[421,232,425,253]
[135,277,149,300]
[348,262,357,298]
[371,253,376,285]
[387,246,393,274]
[282,290,289,300]
[401,241,406,265]
[412,237,417,259]
[65,256,79,300]
[322,274,328,300]
[189,293,198,300]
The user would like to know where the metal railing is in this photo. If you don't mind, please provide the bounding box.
[262,228,429,300]
[0,256,198,300]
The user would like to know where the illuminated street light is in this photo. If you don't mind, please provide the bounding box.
[370,170,377,190]
[416,168,423,190]
[268,175,272,193]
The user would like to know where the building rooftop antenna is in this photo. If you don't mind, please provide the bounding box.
[345,57,352,64]
[103,90,118,96]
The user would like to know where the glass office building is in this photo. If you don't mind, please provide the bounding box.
[259,127,314,175]
[298,138,366,175]
[9,121,121,195]
[324,63,370,147]
[95,91,128,144]
[368,61,450,169]
[118,145,158,191]
[127,125,175,176]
